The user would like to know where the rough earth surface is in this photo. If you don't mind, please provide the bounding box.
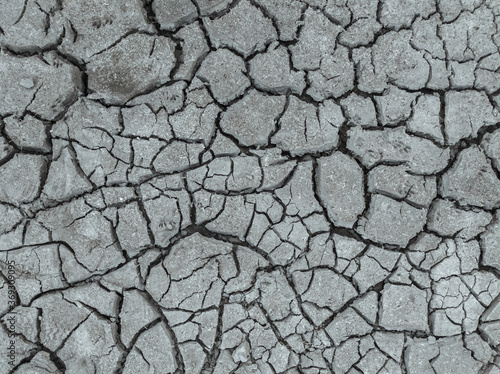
[1,0,500,373]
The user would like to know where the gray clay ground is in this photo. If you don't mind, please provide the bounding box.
[1,0,500,373]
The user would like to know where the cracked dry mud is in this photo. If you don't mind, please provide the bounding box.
[1,1,500,374]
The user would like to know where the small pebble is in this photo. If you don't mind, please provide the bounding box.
[20,78,35,89]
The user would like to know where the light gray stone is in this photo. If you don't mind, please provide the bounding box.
[0,135,14,163]
[476,53,500,93]
[119,289,160,347]
[289,233,335,273]
[150,234,232,311]
[351,291,379,324]
[456,239,481,273]
[428,240,462,281]
[481,211,500,272]
[437,0,476,22]
[42,146,93,202]
[348,0,378,20]
[407,93,444,144]
[0,245,64,304]
[272,96,343,156]
[116,202,151,257]
[352,46,388,94]
[193,0,232,16]
[127,81,186,114]
[289,8,342,71]
[253,0,304,41]
[0,51,82,120]
[174,22,210,81]
[440,146,500,209]
[275,161,323,218]
[225,246,269,294]
[444,90,497,145]
[197,49,250,105]
[153,0,198,31]
[462,270,500,306]
[51,98,122,145]
[450,61,477,89]
[372,30,429,90]
[429,274,490,336]
[203,156,262,192]
[74,140,129,186]
[0,0,63,52]
[100,261,142,292]
[37,203,125,273]
[11,351,60,374]
[143,193,189,246]
[331,339,361,373]
[0,204,23,235]
[4,115,51,152]
[121,104,172,141]
[481,128,500,172]
[352,246,400,292]
[480,297,500,346]
[326,308,372,345]
[192,189,225,224]
[58,313,122,373]
[464,333,495,364]
[170,102,219,146]
[368,165,437,207]
[380,284,429,332]
[31,292,91,351]
[373,332,404,362]
[62,282,119,318]
[334,234,366,262]
[204,0,277,57]
[182,343,209,373]
[374,86,418,126]
[1,1,499,370]
[210,131,241,157]
[431,337,482,374]
[357,194,427,247]
[411,14,446,59]
[58,0,154,62]
[427,199,492,239]
[206,195,255,240]
[0,154,46,205]
[122,323,178,374]
[404,338,439,374]
[339,18,381,47]
[323,0,352,26]
[220,89,286,147]
[249,44,306,95]
[307,45,355,100]
[440,6,497,62]
[298,268,358,314]
[153,140,204,173]
[426,56,451,90]
[316,152,365,228]
[380,0,435,30]
[253,148,297,191]
[340,93,377,127]
[87,34,176,104]
[356,348,392,373]
[347,126,451,174]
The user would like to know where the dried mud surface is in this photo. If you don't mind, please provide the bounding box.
[1,0,500,373]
